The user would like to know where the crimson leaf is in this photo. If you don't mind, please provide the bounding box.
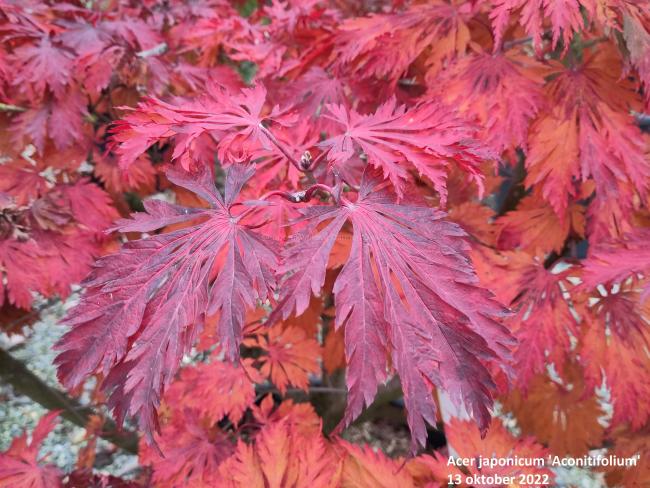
[272,169,514,450]
[55,165,277,441]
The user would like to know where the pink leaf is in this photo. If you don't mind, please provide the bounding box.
[319,98,490,203]
[111,84,294,170]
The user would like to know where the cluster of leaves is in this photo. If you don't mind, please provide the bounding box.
[1,0,650,486]
[1,402,555,487]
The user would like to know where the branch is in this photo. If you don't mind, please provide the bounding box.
[307,150,328,171]
[502,36,533,50]
[500,30,553,51]
[0,348,138,455]
[314,377,406,435]
[254,383,347,398]
[582,35,609,50]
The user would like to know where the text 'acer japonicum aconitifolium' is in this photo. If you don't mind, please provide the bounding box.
[2,0,650,486]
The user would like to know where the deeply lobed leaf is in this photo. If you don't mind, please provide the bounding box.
[55,165,278,441]
[273,169,514,450]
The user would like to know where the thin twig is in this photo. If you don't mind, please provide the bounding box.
[255,383,347,396]
[236,182,336,221]
[582,35,609,49]
[307,150,328,171]
[258,123,304,171]
[502,36,533,50]
[301,386,347,394]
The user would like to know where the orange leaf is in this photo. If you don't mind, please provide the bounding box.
[327,228,353,270]
[245,324,321,394]
[252,396,324,439]
[579,288,650,429]
[602,425,650,487]
[216,419,341,488]
[448,201,499,247]
[503,364,605,456]
[323,325,346,374]
[339,440,415,488]
[139,410,234,488]
[164,358,261,426]
[496,193,585,257]
[282,295,324,336]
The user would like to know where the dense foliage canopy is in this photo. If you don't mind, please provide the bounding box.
[0,0,649,486]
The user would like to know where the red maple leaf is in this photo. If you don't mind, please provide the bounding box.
[525,49,650,220]
[489,0,585,51]
[55,164,278,441]
[622,8,650,100]
[111,83,294,170]
[3,0,648,480]
[333,2,473,82]
[473,249,579,386]
[0,182,116,309]
[272,168,514,449]
[11,89,88,153]
[139,410,234,488]
[319,98,491,203]
[0,411,62,488]
[438,50,546,154]
[9,36,73,100]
